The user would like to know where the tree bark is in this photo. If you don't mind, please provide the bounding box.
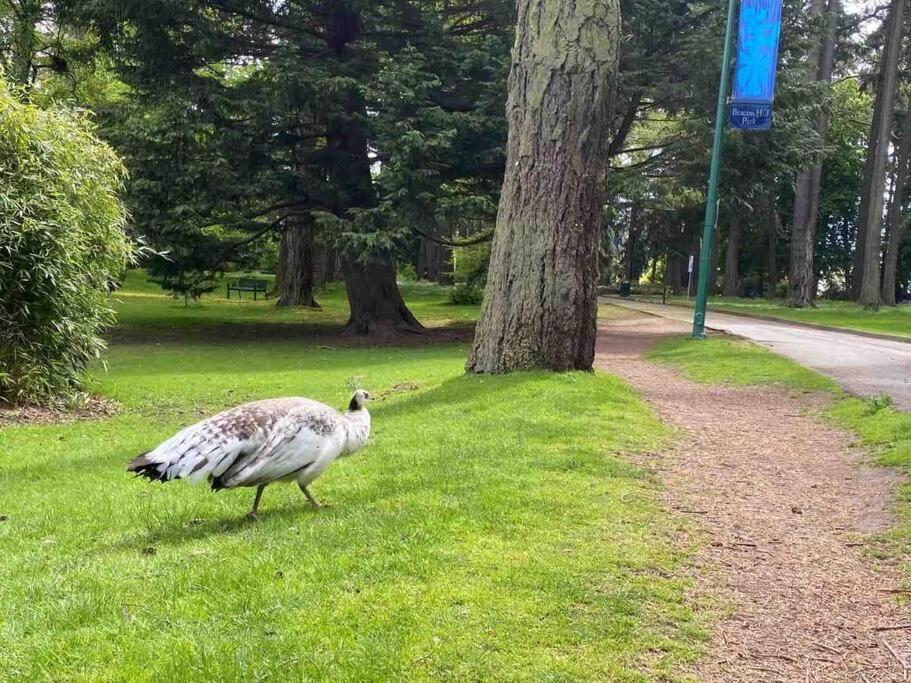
[856,0,905,308]
[709,229,721,295]
[10,1,41,87]
[626,200,642,282]
[329,126,423,334]
[341,256,424,335]
[314,243,339,285]
[275,216,319,308]
[608,93,642,157]
[852,127,876,298]
[768,193,780,297]
[323,2,423,334]
[667,255,684,294]
[768,210,781,299]
[417,230,449,281]
[466,0,620,373]
[722,215,741,297]
[789,0,837,307]
[882,95,911,305]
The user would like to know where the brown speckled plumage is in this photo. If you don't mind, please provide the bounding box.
[128,391,372,515]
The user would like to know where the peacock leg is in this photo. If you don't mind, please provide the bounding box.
[298,484,323,509]
[248,484,267,519]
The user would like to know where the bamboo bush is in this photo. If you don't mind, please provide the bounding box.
[0,79,132,405]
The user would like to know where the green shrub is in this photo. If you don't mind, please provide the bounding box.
[397,262,419,282]
[863,394,894,416]
[448,283,484,305]
[451,243,490,289]
[0,80,132,405]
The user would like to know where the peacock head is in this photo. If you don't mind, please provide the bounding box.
[348,389,373,411]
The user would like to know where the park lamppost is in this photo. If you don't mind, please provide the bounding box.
[692,0,737,338]
[692,0,783,338]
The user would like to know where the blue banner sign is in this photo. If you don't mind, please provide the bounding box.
[730,0,783,131]
[730,102,773,130]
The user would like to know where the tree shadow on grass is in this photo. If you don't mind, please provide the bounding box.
[372,371,548,420]
[108,321,474,348]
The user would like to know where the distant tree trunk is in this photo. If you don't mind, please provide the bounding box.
[341,257,423,335]
[608,93,642,157]
[10,1,40,87]
[330,128,423,333]
[323,2,422,334]
[332,128,424,334]
[768,193,780,297]
[853,132,876,298]
[789,0,837,307]
[667,256,684,294]
[417,229,449,281]
[314,244,339,285]
[467,0,620,373]
[723,215,741,297]
[882,95,911,305]
[275,217,319,308]
[709,229,721,294]
[626,200,642,282]
[856,0,904,308]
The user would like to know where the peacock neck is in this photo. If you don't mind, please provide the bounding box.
[343,408,371,455]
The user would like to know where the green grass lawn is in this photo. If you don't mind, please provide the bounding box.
[647,336,911,553]
[0,275,706,681]
[113,269,479,333]
[637,294,911,339]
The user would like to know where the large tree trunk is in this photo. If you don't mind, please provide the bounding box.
[722,215,741,297]
[466,1,620,373]
[341,257,423,335]
[856,0,905,308]
[882,96,911,305]
[323,2,423,334]
[789,0,837,307]
[330,126,423,334]
[275,217,319,308]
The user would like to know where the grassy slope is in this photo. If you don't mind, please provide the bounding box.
[114,269,479,331]
[637,295,911,339]
[0,274,705,681]
[646,336,911,550]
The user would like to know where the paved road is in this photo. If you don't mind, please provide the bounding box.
[606,298,911,411]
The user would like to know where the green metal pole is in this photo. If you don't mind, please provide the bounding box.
[693,0,738,338]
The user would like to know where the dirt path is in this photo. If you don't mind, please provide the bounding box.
[595,312,911,682]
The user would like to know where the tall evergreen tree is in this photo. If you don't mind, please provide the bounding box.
[467,1,621,373]
[789,0,838,308]
[64,0,512,333]
[882,94,911,305]
[854,0,905,307]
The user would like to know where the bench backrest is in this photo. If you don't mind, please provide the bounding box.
[234,278,268,289]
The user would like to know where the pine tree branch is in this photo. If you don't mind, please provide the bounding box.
[413,227,493,247]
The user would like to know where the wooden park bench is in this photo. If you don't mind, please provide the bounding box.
[226,277,270,301]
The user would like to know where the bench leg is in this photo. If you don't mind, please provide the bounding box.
[226,286,230,299]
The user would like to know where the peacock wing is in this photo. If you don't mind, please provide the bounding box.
[128,403,280,483]
[216,406,345,488]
